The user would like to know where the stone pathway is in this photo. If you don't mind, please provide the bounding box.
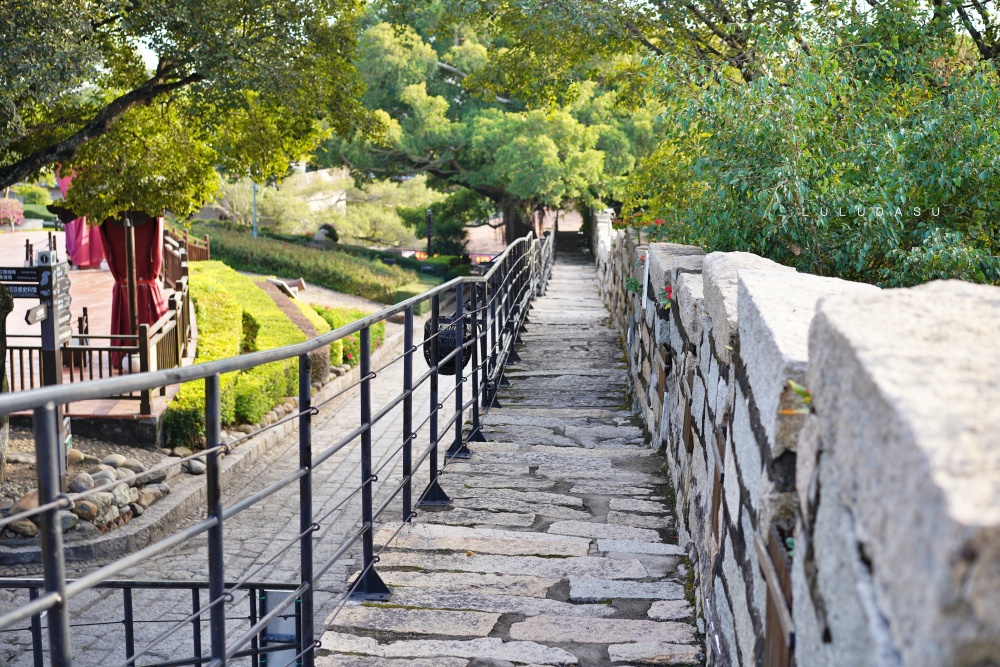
[317,243,703,666]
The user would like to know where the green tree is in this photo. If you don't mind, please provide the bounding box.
[0,0,377,201]
[626,7,1000,286]
[319,21,655,242]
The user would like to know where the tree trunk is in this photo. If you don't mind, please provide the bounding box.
[501,196,534,245]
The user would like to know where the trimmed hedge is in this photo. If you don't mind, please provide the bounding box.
[164,283,242,446]
[312,306,386,367]
[292,298,345,367]
[393,283,430,315]
[164,262,307,446]
[192,224,418,304]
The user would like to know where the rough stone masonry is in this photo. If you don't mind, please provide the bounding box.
[318,237,704,666]
[594,213,1000,667]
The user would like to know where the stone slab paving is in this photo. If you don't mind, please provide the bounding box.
[317,248,703,666]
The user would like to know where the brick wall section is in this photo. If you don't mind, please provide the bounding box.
[592,212,1000,667]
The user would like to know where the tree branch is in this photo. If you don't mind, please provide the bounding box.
[0,72,203,190]
[433,61,512,104]
[623,19,663,56]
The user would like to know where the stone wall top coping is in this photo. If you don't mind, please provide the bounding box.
[811,279,1000,526]
[646,243,706,298]
[703,252,794,364]
[807,279,1000,665]
[737,270,879,454]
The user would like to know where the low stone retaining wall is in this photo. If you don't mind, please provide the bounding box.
[593,214,1000,667]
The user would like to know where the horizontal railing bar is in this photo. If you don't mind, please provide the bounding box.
[369,390,407,426]
[0,590,61,631]
[222,467,308,520]
[0,274,460,413]
[65,518,219,599]
[146,641,300,667]
[0,578,300,590]
[311,423,368,469]
[314,524,366,581]
[0,235,536,415]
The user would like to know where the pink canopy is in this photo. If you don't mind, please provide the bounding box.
[56,171,104,268]
[99,214,168,340]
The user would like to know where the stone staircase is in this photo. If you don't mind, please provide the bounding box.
[316,239,703,666]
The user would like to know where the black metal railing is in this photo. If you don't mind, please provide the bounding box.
[0,231,554,667]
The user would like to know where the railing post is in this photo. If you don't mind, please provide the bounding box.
[468,283,486,442]
[205,373,226,665]
[351,327,391,600]
[419,295,450,506]
[35,402,71,666]
[123,587,135,662]
[192,588,203,661]
[402,306,414,521]
[138,323,151,415]
[298,353,315,667]
[446,283,471,460]
[484,272,502,408]
[28,588,43,667]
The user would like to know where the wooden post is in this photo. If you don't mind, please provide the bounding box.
[124,215,139,337]
[138,323,151,415]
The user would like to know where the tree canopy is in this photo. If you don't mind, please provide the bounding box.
[0,0,377,219]
[318,16,658,241]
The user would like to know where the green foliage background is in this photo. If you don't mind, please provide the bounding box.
[622,8,1000,286]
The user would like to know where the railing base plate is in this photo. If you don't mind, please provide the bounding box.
[349,570,391,601]
[446,442,473,460]
[466,427,487,443]
[505,349,522,365]
[417,480,452,507]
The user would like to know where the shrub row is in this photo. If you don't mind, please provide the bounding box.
[192,224,419,304]
[292,298,345,367]
[312,306,386,367]
[164,279,243,446]
[164,262,307,446]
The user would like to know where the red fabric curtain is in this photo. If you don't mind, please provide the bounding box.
[64,218,105,268]
[99,214,168,342]
[56,168,105,268]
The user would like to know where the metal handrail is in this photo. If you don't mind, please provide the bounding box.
[0,231,556,667]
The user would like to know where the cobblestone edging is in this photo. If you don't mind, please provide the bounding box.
[0,325,411,567]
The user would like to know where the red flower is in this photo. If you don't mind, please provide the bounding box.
[653,218,665,226]
[662,286,673,300]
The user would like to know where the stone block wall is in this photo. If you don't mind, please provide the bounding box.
[592,212,1000,666]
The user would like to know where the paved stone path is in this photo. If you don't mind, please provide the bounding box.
[316,244,703,666]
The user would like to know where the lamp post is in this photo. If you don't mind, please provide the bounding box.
[252,181,258,239]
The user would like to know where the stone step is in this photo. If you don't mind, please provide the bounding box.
[547,520,661,542]
[508,615,697,645]
[318,633,579,665]
[380,571,558,597]
[328,606,500,638]
[374,587,616,618]
[421,508,535,527]
[377,552,648,580]
[568,578,687,602]
[374,522,592,557]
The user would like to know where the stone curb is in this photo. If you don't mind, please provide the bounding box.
[0,324,412,567]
